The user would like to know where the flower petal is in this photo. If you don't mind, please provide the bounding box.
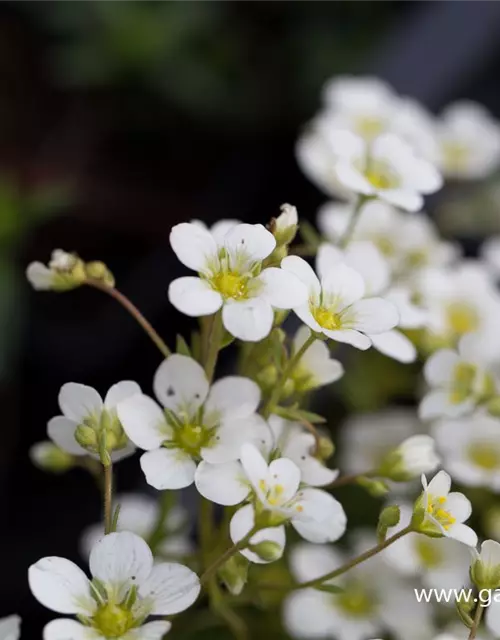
[202,414,272,465]
[230,504,286,564]
[381,188,422,212]
[126,622,172,640]
[240,443,270,497]
[26,262,53,290]
[117,395,168,451]
[104,381,142,410]
[43,619,92,640]
[205,376,261,420]
[321,263,365,310]
[445,492,472,523]
[140,448,196,490]
[323,328,371,350]
[170,223,218,273]
[0,615,21,640]
[447,523,478,547]
[153,354,209,413]
[335,161,374,195]
[47,417,87,456]
[282,431,338,487]
[480,540,500,567]
[224,223,276,263]
[58,383,103,423]
[419,390,472,421]
[424,349,460,386]
[292,489,347,543]
[89,532,153,597]
[28,557,94,615]
[138,562,200,615]
[369,329,417,363]
[281,256,321,299]
[168,277,223,317]
[283,590,336,639]
[315,243,343,281]
[222,298,274,342]
[426,470,451,496]
[345,297,399,334]
[194,461,249,506]
[258,268,308,309]
[268,458,301,503]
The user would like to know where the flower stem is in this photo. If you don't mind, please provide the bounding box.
[262,334,317,418]
[328,470,377,488]
[338,196,368,249]
[200,526,259,585]
[147,491,174,553]
[209,578,249,640]
[203,311,223,383]
[469,602,486,640]
[199,497,214,567]
[86,279,171,359]
[103,462,113,535]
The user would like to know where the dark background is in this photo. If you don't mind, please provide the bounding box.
[2,1,500,636]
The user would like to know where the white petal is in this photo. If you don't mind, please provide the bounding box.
[321,263,365,310]
[117,395,168,451]
[168,277,223,317]
[26,262,53,290]
[104,381,142,410]
[47,417,87,456]
[369,330,417,363]
[230,504,286,564]
[222,298,273,342]
[447,523,478,547]
[153,354,209,413]
[90,532,153,596]
[323,328,371,350]
[194,461,249,505]
[424,349,460,386]
[140,448,196,490]
[58,383,103,423]
[202,415,272,464]
[335,161,374,195]
[419,391,472,421]
[487,599,500,636]
[268,458,301,502]
[283,432,338,487]
[315,243,343,280]
[210,219,241,245]
[138,562,200,615]
[480,539,500,567]
[258,268,308,309]
[426,470,451,496]
[345,298,399,334]
[28,557,94,615]
[110,441,136,463]
[381,188,423,212]
[281,256,321,299]
[126,622,171,640]
[224,223,276,263]
[240,443,270,496]
[205,376,260,420]
[292,489,347,543]
[283,590,336,639]
[445,492,472,522]
[0,615,21,640]
[169,223,218,273]
[293,303,323,333]
[43,619,92,640]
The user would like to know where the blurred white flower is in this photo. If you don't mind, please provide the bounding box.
[378,435,440,482]
[414,470,477,546]
[29,531,200,639]
[26,249,85,291]
[436,101,500,179]
[481,235,500,280]
[118,354,271,490]
[80,493,192,560]
[168,222,308,341]
[281,256,398,350]
[0,616,20,640]
[420,332,496,421]
[433,412,500,491]
[291,326,344,391]
[47,381,140,462]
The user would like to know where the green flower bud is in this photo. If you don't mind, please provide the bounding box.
[30,441,75,473]
[249,540,283,562]
[75,425,98,450]
[269,204,299,247]
[376,435,439,482]
[316,436,335,461]
[357,476,389,497]
[379,505,401,528]
[470,540,500,590]
[85,261,115,288]
[218,554,249,596]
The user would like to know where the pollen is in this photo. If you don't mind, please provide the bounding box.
[211,272,248,300]
[312,306,342,331]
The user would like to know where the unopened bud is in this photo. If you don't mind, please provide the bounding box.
[272,204,299,247]
[30,441,75,473]
[357,476,389,497]
[75,425,98,450]
[85,261,115,288]
[218,554,249,596]
[377,505,400,542]
[470,540,500,590]
[249,540,283,562]
[377,435,440,482]
[316,436,335,461]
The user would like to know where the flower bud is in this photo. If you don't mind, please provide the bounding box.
[75,425,98,450]
[26,249,87,292]
[248,540,283,562]
[470,540,500,590]
[218,554,249,596]
[357,477,389,497]
[85,261,115,288]
[30,441,75,473]
[377,435,440,482]
[270,204,299,247]
[377,505,400,542]
[316,436,335,461]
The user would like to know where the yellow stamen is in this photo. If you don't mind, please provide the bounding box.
[312,306,342,331]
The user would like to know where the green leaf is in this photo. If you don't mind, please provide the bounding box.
[315,583,344,594]
[176,334,192,357]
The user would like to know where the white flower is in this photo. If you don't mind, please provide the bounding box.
[381,504,470,594]
[268,414,339,486]
[436,101,500,179]
[290,326,344,391]
[275,203,298,232]
[316,241,421,362]
[414,470,477,546]
[118,354,271,490]
[281,256,398,350]
[29,531,200,639]
[433,412,500,491]
[0,616,21,640]
[47,381,140,462]
[26,249,84,291]
[190,218,240,246]
[168,222,308,341]
[332,132,442,212]
[80,493,192,560]
[378,435,441,481]
[481,235,500,280]
[420,332,496,421]
[194,444,346,561]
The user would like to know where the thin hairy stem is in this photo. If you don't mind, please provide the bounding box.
[469,602,486,640]
[203,311,223,382]
[338,196,368,249]
[200,526,259,585]
[103,462,113,535]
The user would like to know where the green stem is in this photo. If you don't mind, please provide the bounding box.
[199,497,214,567]
[86,279,171,358]
[147,491,174,553]
[338,196,368,249]
[203,311,223,382]
[209,577,249,640]
[103,462,113,535]
[200,526,259,585]
[328,470,377,488]
[469,602,486,640]
[262,334,317,418]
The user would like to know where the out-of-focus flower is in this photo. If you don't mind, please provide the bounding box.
[118,354,271,490]
[377,435,440,482]
[412,470,477,546]
[433,412,500,491]
[0,615,20,640]
[290,326,344,391]
[281,256,398,350]
[29,441,76,473]
[481,235,500,280]
[29,532,200,639]
[168,222,307,341]
[26,249,86,291]
[436,101,500,179]
[470,539,500,591]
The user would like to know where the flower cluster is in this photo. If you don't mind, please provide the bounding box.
[24,74,500,639]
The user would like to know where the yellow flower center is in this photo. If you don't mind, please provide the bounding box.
[426,495,456,530]
[415,537,443,569]
[374,236,396,258]
[364,160,400,191]
[446,302,480,336]
[442,141,470,172]
[337,581,376,617]
[354,116,385,140]
[93,602,135,638]
[172,422,212,458]
[211,272,248,300]
[449,362,477,404]
[467,443,500,470]
[312,306,342,330]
